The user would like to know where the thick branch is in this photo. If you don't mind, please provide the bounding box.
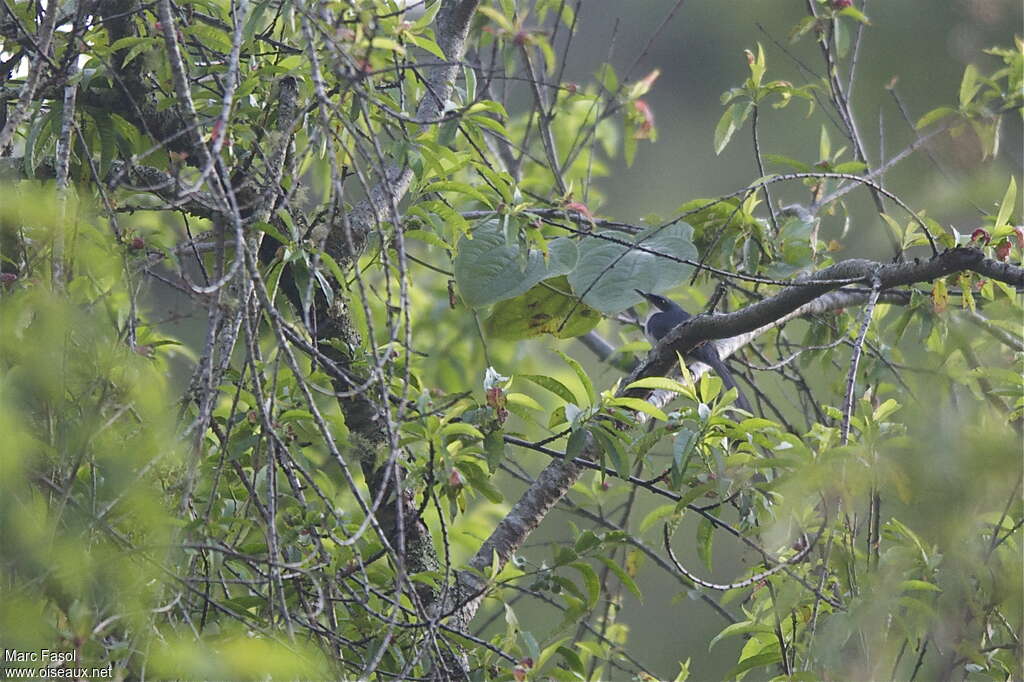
[629,248,1020,390]
[447,246,1020,629]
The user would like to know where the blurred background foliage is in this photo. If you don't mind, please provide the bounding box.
[1,0,1021,680]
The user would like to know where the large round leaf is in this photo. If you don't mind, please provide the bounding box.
[567,223,698,314]
[484,276,601,340]
[453,221,578,308]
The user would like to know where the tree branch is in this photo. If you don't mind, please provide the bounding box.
[323,0,480,264]
[446,246,1019,631]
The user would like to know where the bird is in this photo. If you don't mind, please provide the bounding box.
[634,290,752,413]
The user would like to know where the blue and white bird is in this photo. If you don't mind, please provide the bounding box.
[635,290,752,413]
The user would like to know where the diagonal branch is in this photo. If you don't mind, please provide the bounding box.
[446,245,1021,630]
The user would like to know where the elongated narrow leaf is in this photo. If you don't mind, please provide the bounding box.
[555,350,596,406]
[518,374,577,405]
[697,517,714,572]
[625,376,692,394]
[994,176,1017,229]
[608,397,668,421]
[596,556,642,600]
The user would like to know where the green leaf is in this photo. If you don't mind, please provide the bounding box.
[187,24,233,54]
[125,39,162,67]
[476,6,515,32]
[708,621,774,651]
[596,63,618,93]
[553,546,579,567]
[255,219,293,246]
[441,422,485,440]
[675,481,716,511]
[403,228,450,250]
[465,100,509,118]
[839,6,871,24]
[872,398,901,422]
[747,44,766,87]
[959,64,981,107]
[672,428,698,485]
[278,409,313,423]
[536,636,571,673]
[484,430,505,472]
[242,0,272,42]
[596,556,642,600]
[672,659,692,682]
[763,153,813,172]
[466,113,509,138]
[24,106,57,176]
[555,350,596,407]
[421,180,492,207]
[625,376,693,394]
[714,103,740,155]
[473,165,514,204]
[506,392,543,411]
[549,405,568,429]
[368,37,406,54]
[412,0,442,30]
[92,112,117,179]
[638,504,677,534]
[900,579,941,593]
[728,649,782,678]
[557,645,585,676]
[521,630,541,666]
[788,16,817,42]
[518,374,577,405]
[571,562,600,610]
[607,397,668,422]
[832,160,867,173]
[574,530,602,554]
[484,276,601,340]
[567,223,697,315]
[879,213,904,245]
[834,16,850,57]
[455,461,504,503]
[915,106,956,130]
[565,428,589,459]
[994,176,1017,229]
[696,517,714,572]
[453,221,577,308]
[624,130,638,168]
[676,198,763,239]
[592,426,629,479]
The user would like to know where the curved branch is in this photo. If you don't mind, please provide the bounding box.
[662,523,816,592]
[630,248,1021,392]
[448,246,1018,631]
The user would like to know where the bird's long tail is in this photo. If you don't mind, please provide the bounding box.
[692,344,753,414]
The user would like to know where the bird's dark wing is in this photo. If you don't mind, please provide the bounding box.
[647,309,690,341]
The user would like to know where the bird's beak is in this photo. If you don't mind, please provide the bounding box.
[634,289,654,302]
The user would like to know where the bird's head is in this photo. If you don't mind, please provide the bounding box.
[634,289,675,312]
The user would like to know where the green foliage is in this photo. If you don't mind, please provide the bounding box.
[453,220,578,308]
[484,275,602,340]
[715,44,815,155]
[1,1,1021,680]
[0,189,184,675]
[566,223,698,314]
